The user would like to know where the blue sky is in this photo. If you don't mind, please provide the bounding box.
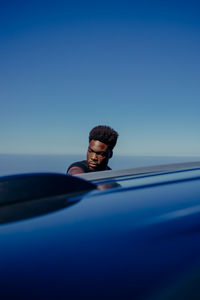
[1,0,200,156]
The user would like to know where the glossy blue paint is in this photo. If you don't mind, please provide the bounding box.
[0,168,200,299]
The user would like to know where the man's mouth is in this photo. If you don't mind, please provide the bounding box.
[89,162,98,168]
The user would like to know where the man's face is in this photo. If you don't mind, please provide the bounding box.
[87,140,111,171]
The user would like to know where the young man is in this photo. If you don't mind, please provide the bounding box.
[67,125,118,175]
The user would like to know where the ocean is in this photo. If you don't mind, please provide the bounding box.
[0,154,200,177]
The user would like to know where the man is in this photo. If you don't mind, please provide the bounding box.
[67,125,118,175]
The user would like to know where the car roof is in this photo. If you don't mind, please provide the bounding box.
[1,161,200,299]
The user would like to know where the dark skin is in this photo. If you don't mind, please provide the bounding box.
[68,140,112,175]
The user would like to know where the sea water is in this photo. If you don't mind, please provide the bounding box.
[0,154,200,177]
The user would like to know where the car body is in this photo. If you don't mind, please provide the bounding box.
[0,161,200,299]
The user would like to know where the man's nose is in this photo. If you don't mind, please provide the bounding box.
[91,152,98,160]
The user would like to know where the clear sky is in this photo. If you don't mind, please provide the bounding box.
[1,0,200,156]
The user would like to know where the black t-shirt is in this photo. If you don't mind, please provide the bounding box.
[67,160,111,173]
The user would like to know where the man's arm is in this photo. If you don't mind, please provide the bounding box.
[67,166,85,175]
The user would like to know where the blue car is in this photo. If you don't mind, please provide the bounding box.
[0,161,200,299]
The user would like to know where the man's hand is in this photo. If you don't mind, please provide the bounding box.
[67,167,85,175]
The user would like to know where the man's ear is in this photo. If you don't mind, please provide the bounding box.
[109,150,113,159]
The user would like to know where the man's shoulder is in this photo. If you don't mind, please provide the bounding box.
[67,160,89,173]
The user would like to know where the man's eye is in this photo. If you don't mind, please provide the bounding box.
[100,153,106,157]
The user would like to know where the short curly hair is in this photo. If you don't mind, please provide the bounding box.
[89,125,118,150]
